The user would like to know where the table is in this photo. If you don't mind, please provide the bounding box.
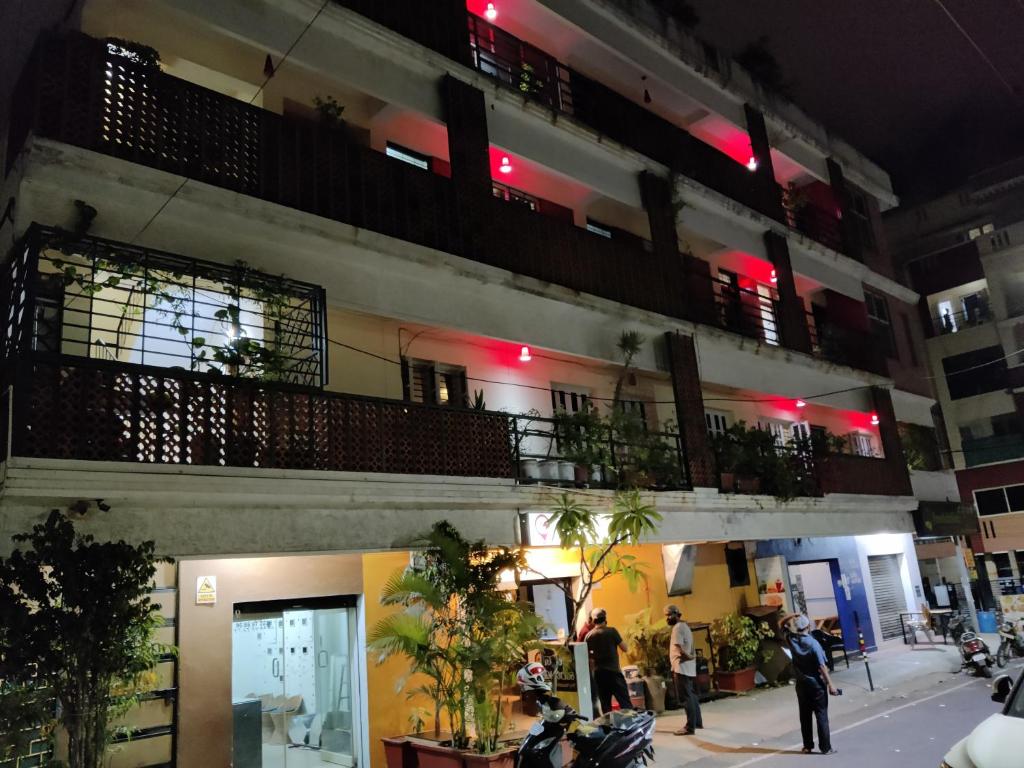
[899,609,952,645]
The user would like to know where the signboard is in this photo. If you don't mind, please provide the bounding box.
[1000,594,1024,624]
[754,556,792,613]
[196,575,217,606]
[521,512,610,547]
[913,502,979,538]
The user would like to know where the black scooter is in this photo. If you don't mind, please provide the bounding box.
[516,694,656,768]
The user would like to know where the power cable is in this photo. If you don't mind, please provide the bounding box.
[127,0,330,246]
[931,0,1020,100]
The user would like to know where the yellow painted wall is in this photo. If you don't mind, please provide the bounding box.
[363,551,435,768]
[593,543,758,663]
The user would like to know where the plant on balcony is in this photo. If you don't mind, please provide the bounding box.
[313,95,346,127]
[369,522,537,758]
[735,36,792,99]
[525,491,660,645]
[104,37,161,70]
[711,422,821,501]
[0,509,173,768]
[708,613,774,692]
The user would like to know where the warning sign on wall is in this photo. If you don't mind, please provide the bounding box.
[196,576,217,605]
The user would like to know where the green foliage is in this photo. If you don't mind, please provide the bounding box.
[899,422,942,471]
[735,36,791,99]
[313,95,345,125]
[612,330,645,407]
[369,522,535,753]
[105,38,161,69]
[471,389,487,411]
[622,608,671,677]
[0,510,173,768]
[538,492,660,638]
[709,613,773,672]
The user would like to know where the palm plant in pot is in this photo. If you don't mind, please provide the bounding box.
[622,608,671,713]
[708,613,774,692]
[369,522,527,768]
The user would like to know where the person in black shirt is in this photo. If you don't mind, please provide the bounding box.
[585,608,632,713]
[781,613,839,755]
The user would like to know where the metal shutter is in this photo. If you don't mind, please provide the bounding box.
[868,554,907,640]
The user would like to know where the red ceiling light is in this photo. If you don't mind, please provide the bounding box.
[485,2,498,21]
[770,268,778,284]
[870,412,880,426]
[518,345,532,362]
[499,156,512,174]
[746,156,759,172]
[795,399,807,409]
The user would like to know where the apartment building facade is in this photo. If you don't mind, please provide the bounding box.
[0,1,936,765]
[887,157,1024,603]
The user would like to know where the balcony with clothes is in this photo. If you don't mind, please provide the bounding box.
[1,226,698,491]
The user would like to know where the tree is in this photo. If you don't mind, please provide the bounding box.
[530,491,661,638]
[736,36,792,99]
[0,510,172,768]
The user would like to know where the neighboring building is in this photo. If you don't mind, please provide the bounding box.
[887,157,1024,607]
[0,1,935,765]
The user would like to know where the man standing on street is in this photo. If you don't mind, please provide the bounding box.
[585,608,632,713]
[782,613,838,755]
[665,604,703,735]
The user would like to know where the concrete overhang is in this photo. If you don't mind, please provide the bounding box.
[0,459,916,557]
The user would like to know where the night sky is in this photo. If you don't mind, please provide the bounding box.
[687,0,1024,200]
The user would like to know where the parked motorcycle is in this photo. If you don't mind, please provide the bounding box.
[959,631,995,678]
[948,612,969,645]
[516,663,656,768]
[996,618,1024,667]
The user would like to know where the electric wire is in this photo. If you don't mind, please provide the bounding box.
[127,0,330,246]
[931,0,1020,100]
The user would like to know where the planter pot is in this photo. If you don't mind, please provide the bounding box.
[643,675,667,714]
[558,460,576,482]
[720,472,736,492]
[518,458,541,480]
[411,741,464,768]
[382,737,417,768]
[463,748,516,768]
[574,464,590,484]
[590,464,604,484]
[538,459,561,481]
[736,475,761,494]
[715,666,757,692]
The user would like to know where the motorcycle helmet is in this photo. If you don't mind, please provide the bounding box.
[517,662,550,692]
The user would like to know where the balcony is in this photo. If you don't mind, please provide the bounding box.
[962,434,1024,468]
[807,311,888,377]
[782,191,844,253]
[929,305,992,336]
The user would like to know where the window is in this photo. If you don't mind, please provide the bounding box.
[968,223,995,240]
[705,409,732,437]
[618,399,647,426]
[757,418,791,446]
[849,190,876,249]
[725,545,750,587]
[848,432,878,458]
[975,487,1014,516]
[492,181,539,212]
[992,552,1014,579]
[402,358,468,407]
[942,346,1008,399]
[385,142,430,170]
[865,290,895,358]
[551,386,590,414]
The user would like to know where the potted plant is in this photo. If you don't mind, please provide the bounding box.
[708,613,773,692]
[622,609,671,713]
[710,429,740,492]
[369,522,532,768]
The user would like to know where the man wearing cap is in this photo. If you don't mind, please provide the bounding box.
[782,613,838,755]
[665,604,702,735]
[585,608,632,713]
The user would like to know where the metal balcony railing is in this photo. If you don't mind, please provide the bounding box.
[931,306,992,336]
[806,310,889,376]
[710,278,781,346]
[782,192,844,253]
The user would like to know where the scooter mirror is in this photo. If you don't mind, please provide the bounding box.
[992,674,1013,704]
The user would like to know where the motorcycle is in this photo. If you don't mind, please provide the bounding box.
[516,663,656,768]
[959,631,995,678]
[996,618,1024,667]
[947,613,968,645]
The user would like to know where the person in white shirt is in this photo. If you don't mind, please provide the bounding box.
[665,604,703,735]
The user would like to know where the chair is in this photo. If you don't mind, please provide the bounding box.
[907,604,937,648]
[811,629,849,672]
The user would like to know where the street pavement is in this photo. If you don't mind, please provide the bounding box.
[650,636,1020,767]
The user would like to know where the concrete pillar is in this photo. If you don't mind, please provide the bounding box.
[954,542,980,632]
[763,231,812,354]
[871,386,913,495]
[640,172,716,324]
[664,331,715,488]
[827,157,864,263]
[744,104,783,220]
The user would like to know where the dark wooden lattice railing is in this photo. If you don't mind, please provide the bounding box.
[10,356,515,478]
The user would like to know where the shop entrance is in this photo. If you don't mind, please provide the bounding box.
[232,597,360,768]
[788,560,855,648]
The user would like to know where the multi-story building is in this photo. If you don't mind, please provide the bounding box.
[887,156,1024,606]
[1,1,937,765]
